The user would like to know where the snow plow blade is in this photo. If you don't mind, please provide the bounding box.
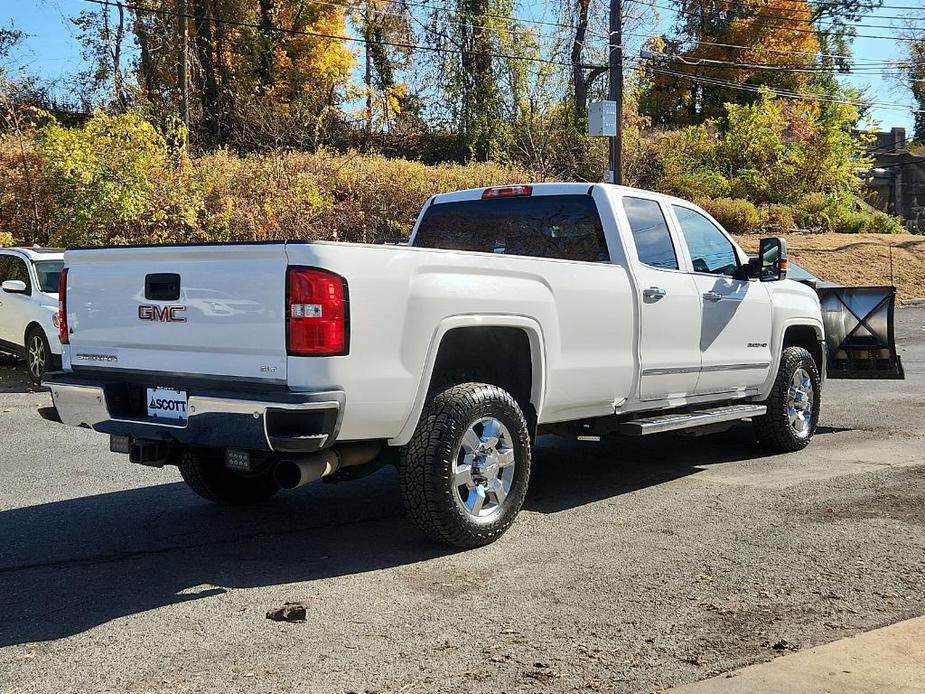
[817,286,904,380]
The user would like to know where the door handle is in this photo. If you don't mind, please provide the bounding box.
[703,291,723,302]
[643,287,667,301]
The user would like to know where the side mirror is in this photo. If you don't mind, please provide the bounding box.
[758,237,788,282]
[1,279,28,294]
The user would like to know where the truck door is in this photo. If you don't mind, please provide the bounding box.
[670,204,774,396]
[0,253,32,347]
[620,196,702,400]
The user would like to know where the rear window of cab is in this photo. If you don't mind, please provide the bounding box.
[413,194,609,263]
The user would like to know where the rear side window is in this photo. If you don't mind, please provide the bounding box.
[414,194,609,262]
[673,205,739,276]
[622,197,678,270]
[34,261,64,294]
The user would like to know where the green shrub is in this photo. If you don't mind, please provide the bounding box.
[40,111,169,247]
[696,197,763,235]
[0,110,531,246]
[762,204,796,233]
[793,192,905,234]
[0,231,13,246]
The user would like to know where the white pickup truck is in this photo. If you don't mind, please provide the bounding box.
[44,183,903,547]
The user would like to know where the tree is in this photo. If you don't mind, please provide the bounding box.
[124,1,354,150]
[568,0,607,129]
[72,5,129,110]
[640,0,821,125]
[909,40,925,142]
[353,0,412,133]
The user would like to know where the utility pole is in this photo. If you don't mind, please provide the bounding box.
[608,0,623,185]
[178,0,190,136]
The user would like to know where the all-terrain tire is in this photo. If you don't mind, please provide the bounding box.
[177,448,279,505]
[399,382,532,548]
[753,346,821,453]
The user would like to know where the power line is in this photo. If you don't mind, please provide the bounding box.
[621,28,888,63]
[631,0,925,43]
[81,0,608,70]
[310,0,608,46]
[643,50,914,78]
[635,58,924,113]
[648,0,925,30]
[654,0,925,14]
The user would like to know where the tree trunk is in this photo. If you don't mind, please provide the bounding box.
[571,0,591,127]
[459,0,495,159]
[257,0,275,89]
[194,0,221,144]
[132,12,156,102]
[112,3,127,110]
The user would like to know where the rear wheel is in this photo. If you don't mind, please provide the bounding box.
[753,346,821,452]
[399,382,532,548]
[177,448,279,505]
[25,328,50,386]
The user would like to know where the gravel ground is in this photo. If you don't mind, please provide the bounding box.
[1,309,923,694]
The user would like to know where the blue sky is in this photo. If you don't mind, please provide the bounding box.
[1,0,917,134]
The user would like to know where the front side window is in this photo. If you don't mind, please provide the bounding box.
[673,206,739,276]
[622,196,678,270]
[0,255,31,293]
[414,194,609,263]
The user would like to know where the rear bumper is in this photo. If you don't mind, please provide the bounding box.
[43,371,344,453]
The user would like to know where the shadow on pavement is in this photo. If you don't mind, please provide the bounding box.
[0,424,775,648]
[0,360,39,395]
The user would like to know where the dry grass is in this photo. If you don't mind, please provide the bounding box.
[736,233,925,301]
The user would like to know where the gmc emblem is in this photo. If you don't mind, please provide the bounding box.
[138,304,187,323]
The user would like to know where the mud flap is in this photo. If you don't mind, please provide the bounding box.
[817,286,904,379]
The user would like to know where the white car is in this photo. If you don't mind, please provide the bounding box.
[0,247,64,384]
[44,183,901,547]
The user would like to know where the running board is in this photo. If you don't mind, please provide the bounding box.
[616,404,767,436]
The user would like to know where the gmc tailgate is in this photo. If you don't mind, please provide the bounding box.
[62,243,289,381]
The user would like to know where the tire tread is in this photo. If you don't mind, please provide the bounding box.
[399,382,531,548]
[753,346,821,452]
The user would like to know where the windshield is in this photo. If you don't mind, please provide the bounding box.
[33,260,64,294]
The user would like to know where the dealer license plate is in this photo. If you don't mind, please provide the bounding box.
[146,387,189,421]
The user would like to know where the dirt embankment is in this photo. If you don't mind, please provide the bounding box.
[736,233,925,301]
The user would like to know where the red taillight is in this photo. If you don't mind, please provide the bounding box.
[58,268,69,344]
[287,267,348,356]
[482,185,533,199]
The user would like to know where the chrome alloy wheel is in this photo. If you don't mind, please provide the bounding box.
[452,417,516,520]
[787,367,814,438]
[27,334,46,381]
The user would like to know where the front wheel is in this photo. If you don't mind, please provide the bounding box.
[753,346,821,452]
[399,383,532,548]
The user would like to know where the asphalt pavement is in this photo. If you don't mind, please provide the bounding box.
[1,309,923,693]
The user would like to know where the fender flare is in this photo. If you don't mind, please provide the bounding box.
[387,314,548,447]
[758,317,825,399]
